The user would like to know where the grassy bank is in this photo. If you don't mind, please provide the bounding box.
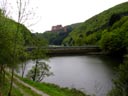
[0,73,41,96]
[3,72,89,96]
[13,78,41,96]
[21,78,89,96]
[0,77,23,96]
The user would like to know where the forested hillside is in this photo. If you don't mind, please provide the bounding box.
[0,9,35,47]
[63,2,128,55]
[63,2,128,46]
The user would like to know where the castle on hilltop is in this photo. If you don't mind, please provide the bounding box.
[51,25,67,32]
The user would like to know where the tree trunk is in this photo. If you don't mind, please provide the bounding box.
[0,66,2,86]
[21,62,27,78]
[2,64,5,86]
[33,60,38,81]
[8,68,14,96]
[0,64,5,88]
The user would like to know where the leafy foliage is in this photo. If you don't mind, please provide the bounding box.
[27,61,53,82]
[0,8,47,95]
[0,10,35,67]
[107,61,128,96]
[99,16,128,55]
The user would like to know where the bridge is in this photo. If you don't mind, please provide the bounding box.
[46,46,102,55]
[27,46,102,55]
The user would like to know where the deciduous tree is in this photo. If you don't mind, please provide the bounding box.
[27,61,53,82]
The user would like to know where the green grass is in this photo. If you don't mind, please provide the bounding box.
[11,86,24,96]
[4,72,89,96]
[0,78,23,96]
[22,78,89,96]
[1,72,41,96]
[13,78,41,96]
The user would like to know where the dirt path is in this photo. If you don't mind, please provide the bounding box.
[14,77,49,96]
[13,82,30,96]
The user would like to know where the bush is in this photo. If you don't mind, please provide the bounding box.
[107,61,128,96]
[99,29,127,55]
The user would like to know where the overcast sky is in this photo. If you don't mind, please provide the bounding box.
[1,0,128,33]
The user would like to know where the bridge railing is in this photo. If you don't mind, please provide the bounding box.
[26,45,100,51]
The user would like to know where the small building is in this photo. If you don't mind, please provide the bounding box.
[51,25,67,32]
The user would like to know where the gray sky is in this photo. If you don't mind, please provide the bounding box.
[1,0,128,33]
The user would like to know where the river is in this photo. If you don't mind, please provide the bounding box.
[18,55,122,96]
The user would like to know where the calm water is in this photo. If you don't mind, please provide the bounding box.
[19,55,121,96]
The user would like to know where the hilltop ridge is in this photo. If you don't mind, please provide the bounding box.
[63,2,128,46]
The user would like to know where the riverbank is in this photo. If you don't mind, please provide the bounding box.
[1,72,89,96]
[21,78,89,96]
[0,73,42,96]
